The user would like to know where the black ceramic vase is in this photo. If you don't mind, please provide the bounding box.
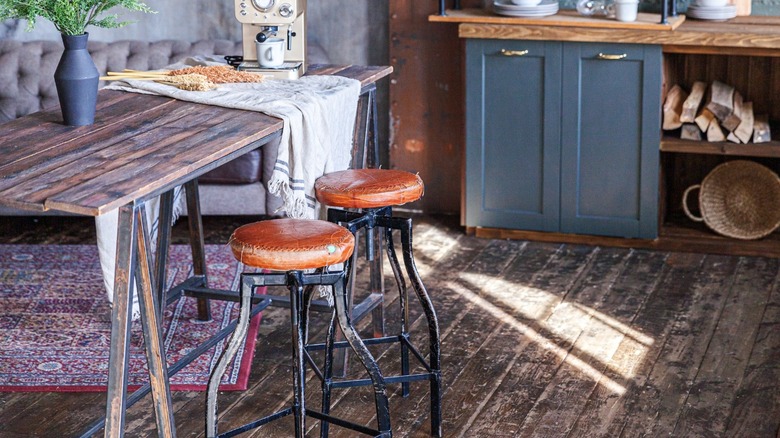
[54,33,99,126]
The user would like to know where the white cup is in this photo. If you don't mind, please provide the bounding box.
[609,0,639,21]
[255,38,285,68]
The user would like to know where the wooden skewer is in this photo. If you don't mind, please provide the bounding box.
[122,69,168,74]
[106,72,168,77]
[100,70,173,81]
[99,76,160,81]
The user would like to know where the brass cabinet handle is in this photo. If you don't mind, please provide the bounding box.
[597,52,628,60]
[500,49,529,57]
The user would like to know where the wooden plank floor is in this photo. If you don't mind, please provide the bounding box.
[0,215,779,437]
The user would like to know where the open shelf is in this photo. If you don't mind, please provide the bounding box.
[470,218,780,258]
[660,214,780,258]
[661,136,780,158]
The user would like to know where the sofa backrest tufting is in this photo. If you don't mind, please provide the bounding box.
[0,39,243,123]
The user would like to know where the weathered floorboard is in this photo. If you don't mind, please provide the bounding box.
[517,250,669,438]
[569,253,736,437]
[456,244,602,437]
[1,216,780,437]
[674,257,779,437]
[721,265,780,438]
[610,254,741,437]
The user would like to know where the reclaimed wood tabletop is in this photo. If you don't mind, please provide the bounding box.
[0,64,392,217]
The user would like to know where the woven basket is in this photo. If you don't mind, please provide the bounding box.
[683,160,780,240]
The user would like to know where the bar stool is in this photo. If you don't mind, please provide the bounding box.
[206,218,392,438]
[312,168,443,437]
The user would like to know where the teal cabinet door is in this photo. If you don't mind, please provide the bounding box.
[560,43,661,239]
[464,39,661,239]
[465,39,562,231]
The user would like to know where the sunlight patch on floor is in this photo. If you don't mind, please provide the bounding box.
[448,276,655,394]
[458,272,653,380]
[573,302,654,346]
[405,229,650,389]
[393,225,460,278]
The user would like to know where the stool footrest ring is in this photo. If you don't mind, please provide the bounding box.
[306,335,435,381]
[307,409,389,437]
[331,372,434,389]
[216,407,388,438]
[216,408,292,438]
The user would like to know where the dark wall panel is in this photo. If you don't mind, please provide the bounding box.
[389,0,481,214]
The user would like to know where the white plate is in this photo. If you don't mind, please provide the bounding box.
[690,0,728,7]
[494,6,559,13]
[686,4,736,19]
[494,0,559,9]
[493,6,559,16]
[493,3,559,13]
[511,0,543,6]
[686,10,737,19]
[688,4,736,12]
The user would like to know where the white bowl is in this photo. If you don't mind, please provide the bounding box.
[511,0,543,6]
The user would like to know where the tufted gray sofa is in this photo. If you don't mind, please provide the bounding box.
[0,38,301,216]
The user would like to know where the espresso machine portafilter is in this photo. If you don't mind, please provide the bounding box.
[234,0,306,79]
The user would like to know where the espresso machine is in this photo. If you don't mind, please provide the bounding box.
[234,0,306,79]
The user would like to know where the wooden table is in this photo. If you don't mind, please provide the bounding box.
[0,64,392,438]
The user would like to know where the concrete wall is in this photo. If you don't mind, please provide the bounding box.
[0,0,388,66]
[1,0,391,165]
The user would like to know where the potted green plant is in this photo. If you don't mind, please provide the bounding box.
[0,1,155,126]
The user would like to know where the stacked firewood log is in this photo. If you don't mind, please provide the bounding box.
[663,81,771,143]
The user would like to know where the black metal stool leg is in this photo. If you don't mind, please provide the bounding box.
[288,272,308,438]
[368,226,386,338]
[320,305,338,438]
[331,240,357,378]
[397,218,442,438]
[302,284,316,345]
[384,227,411,398]
[326,210,387,379]
[318,207,440,435]
[206,274,255,437]
[332,273,392,437]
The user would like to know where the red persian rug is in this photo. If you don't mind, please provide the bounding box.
[0,244,263,392]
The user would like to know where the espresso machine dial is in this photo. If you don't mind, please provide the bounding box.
[279,3,294,17]
[251,0,275,12]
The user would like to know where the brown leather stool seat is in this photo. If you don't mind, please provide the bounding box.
[229,218,354,271]
[206,217,391,438]
[314,168,424,209]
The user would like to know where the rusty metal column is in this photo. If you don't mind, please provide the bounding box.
[103,204,136,438]
[154,189,176,314]
[185,179,212,321]
[135,203,177,437]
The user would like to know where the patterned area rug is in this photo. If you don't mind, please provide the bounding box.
[0,244,263,392]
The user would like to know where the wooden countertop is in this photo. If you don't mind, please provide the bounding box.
[430,8,780,54]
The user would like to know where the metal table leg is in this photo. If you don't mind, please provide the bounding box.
[103,205,136,438]
[363,85,385,338]
[135,203,177,437]
[351,87,371,170]
[185,179,212,321]
[155,189,175,317]
[104,203,177,437]
[358,84,386,337]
